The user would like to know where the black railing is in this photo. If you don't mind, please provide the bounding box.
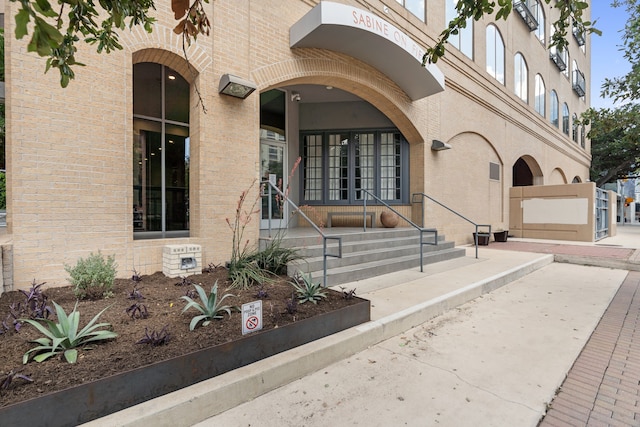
[361,190,438,273]
[513,1,538,31]
[549,46,567,71]
[262,181,341,287]
[412,193,491,259]
[573,69,586,97]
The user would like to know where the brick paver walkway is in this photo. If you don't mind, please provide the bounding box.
[539,271,640,427]
[487,240,636,260]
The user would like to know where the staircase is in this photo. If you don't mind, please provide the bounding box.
[262,227,466,287]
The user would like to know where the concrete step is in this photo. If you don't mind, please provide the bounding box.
[278,228,463,286]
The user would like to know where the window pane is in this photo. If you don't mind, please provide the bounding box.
[354,133,375,201]
[165,125,189,231]
[164,68,190,123]
[380,133,401,201]
[550,90,559,127]
[133,63,162,118]
[562,104,570,135]
[535,74,545,116]
[514,53,528,103]
[303,134,323,201]
[406,0,425,21]
[133,119,162,232]
[328,133,349,201]
[447,0,473,59]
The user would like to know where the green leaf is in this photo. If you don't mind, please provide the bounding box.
[64,349,78,363]
[14,9,30,40]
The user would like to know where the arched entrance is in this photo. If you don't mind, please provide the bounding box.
[259,83,416,229]
[513,156,543,186]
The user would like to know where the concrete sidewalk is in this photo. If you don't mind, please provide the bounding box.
[85,227,640,427]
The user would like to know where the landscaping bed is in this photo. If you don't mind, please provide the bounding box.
[0,268,369,425]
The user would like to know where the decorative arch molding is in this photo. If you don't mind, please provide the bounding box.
[549,167,568,184]
[124,27,211,81]
[445,131,504,165]
[252,53,423,144]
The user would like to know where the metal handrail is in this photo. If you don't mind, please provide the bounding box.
[361,190,437,272]
[262,180,341,287]
[412,192,491,259]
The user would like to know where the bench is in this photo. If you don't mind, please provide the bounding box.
[327,211,376,228]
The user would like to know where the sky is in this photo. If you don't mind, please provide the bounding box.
[589,1,631,109]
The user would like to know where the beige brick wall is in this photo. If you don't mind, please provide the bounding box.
[4,0,592,288]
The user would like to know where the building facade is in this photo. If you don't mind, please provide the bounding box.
[3,0,591,289]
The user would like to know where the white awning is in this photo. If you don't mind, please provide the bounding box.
[290,2,445,101]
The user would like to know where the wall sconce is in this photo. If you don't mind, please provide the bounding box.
[291,91,301,102]
[431,139,452,151]
[218,74,257,99]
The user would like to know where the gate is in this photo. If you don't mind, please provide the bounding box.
[595,187,609,241]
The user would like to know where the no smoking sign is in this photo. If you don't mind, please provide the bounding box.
[241,300,263,335]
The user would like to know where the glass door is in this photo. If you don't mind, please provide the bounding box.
[260,139,287,229]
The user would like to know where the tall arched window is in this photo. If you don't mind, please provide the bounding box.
[562,50,570,78]
[572,113,579,142]
[535,74,545,116]
[562,103,570,135]
[531,0,545,44]
[550,90,559,127]
[446,0,473,58]
[486,25,505,84]
[514,53,528,103]
[133,62,190,238]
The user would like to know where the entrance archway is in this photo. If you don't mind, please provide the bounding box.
[513,156,543,186]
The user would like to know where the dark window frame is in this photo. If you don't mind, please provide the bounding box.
[300,129,410,205]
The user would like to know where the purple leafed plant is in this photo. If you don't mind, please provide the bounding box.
[1,369,33,390]
[136,325,170,346]
[125,302,149,319]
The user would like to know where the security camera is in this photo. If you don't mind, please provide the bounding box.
[291,92,301,102]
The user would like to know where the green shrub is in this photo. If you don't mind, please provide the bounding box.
[22,301,116,364]
[181,282,239,330]
[64,252,117,299]
[290,272,327,304]
[251,235,301,276]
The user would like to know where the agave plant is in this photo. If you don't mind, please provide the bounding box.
[21,301,117,364]
[290,272,327,304]
[181,281,240,331]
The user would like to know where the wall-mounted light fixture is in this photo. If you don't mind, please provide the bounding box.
[291,91,301,102]
[431,139,452,151]
[218,74,257,99]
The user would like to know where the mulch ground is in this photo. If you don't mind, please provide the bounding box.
[0,268,360,408]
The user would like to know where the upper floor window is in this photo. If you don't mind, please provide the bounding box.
[580,124,586,148]
[486,25,505,84]
[550,90,559,127]
[563,50,570,78]
[446,0,473,59]
[514,53,528,103]
[572,113,579,142]
[396,0,425,21]
[535,74,545,116]
[531,0,545,44]
[572,60,586,97]
[562,103,570,135]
